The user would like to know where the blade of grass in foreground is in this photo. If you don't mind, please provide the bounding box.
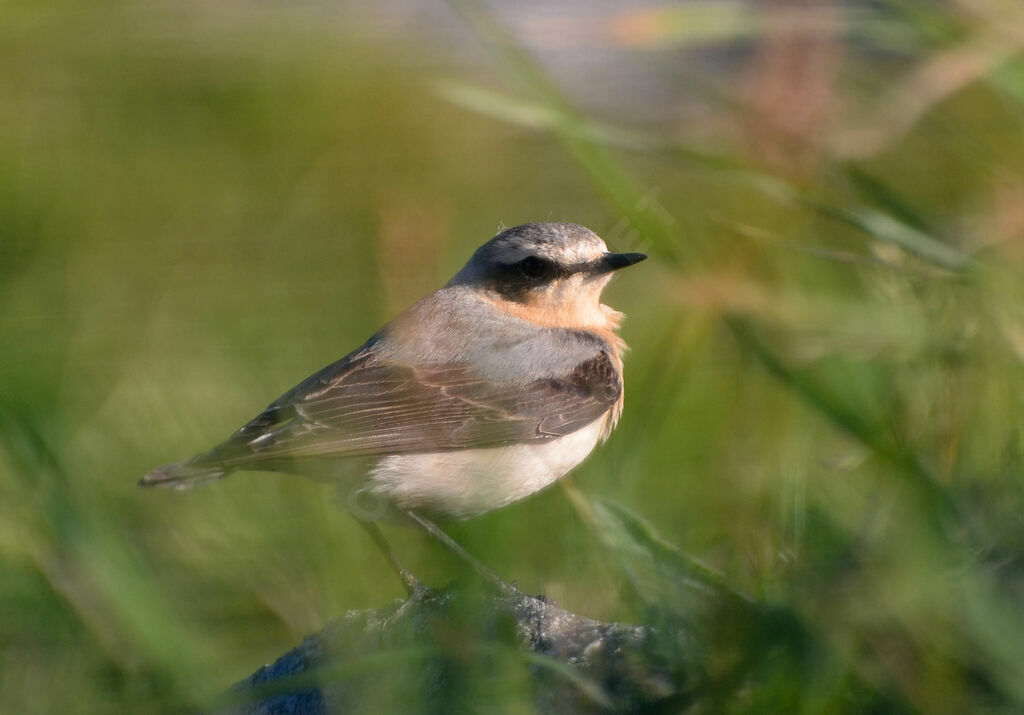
[0,408,216,709]
[562,481,750,608]
[562,489,921,711]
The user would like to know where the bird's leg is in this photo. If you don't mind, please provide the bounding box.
[357,519,422,596]
[405,510,518,596]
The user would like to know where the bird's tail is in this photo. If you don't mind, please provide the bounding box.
[139,456,232,490]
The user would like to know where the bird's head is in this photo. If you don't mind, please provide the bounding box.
[449,222,646,330]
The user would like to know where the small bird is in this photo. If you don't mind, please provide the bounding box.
[142,223,645,579]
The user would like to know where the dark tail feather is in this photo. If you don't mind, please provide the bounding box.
[139,457,232,490]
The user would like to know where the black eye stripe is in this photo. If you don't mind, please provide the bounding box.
[487,255,563,301]
[517,256,554,281]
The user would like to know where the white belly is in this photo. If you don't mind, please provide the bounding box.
[365,418,606,520]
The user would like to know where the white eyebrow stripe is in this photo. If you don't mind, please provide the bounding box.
[491,244,607,266]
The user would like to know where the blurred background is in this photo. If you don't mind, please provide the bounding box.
[3,0,1024,711]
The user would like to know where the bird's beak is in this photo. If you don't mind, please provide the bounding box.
[594,252,647,274]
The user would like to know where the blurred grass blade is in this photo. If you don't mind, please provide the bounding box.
[841,165,933,232]
[435,79,746,173]
[592,498,753,607]
[0,408,214,708]
[518,649,614,710]
[812,204,970,271]
[725,316,959,531]
[562,481,749,609]
[435,80,662,155]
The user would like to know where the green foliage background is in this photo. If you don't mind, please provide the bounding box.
[3,1,1024,712]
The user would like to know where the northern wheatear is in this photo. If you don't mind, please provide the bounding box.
[142,222,645,582]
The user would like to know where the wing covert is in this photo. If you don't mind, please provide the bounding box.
[202,342,621,467]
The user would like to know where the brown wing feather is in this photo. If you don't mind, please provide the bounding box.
[200,345,621,468]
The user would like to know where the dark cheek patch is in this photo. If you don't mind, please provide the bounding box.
[489,263,534,302]
[490,264,561,303]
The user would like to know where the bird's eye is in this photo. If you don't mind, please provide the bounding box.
[517,256,550,281]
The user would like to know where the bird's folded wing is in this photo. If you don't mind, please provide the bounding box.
[201,344,621,466]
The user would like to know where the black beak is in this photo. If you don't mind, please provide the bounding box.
[596,251,647,274]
